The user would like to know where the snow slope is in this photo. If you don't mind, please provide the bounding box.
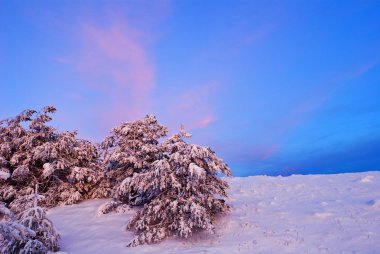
[48,171,380,253]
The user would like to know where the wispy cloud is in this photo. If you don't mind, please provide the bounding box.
[349,59,379,79]
[257,58,380,161]
[78,21,154,117]
[250,144,279,161]
[164,81,219,132]
[53,12,161,137]
[190,115,216,130]
[243,22,277,46]
[279,135,380,175]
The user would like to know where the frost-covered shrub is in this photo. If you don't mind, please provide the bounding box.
[0,219,37,254]
[18,185,60,252]
[0,185,16,205]
[96,200,130,216]
[99,117,230,246]
[123,128,231,246]
[8,187,37,214]
[101,115,167,206]
[20,240,48,254]
[0,185,60,254]
[0,106,110,209]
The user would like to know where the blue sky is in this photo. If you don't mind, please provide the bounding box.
[1,0,379,176]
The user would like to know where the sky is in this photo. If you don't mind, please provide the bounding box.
[1,0,379,176]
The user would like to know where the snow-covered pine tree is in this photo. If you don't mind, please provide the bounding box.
[0,203,37,254]
[0,106,110,210]
[100,115,167,207]
[18,185,60,252]
[123,127,231,246]
[0,185,61,254]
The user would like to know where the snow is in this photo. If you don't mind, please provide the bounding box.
[42,163,54,178]
[188,163,206,178]
[0,169,10,180]
[48,171,380,253]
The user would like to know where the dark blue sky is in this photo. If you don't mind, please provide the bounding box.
[1,0,379,176]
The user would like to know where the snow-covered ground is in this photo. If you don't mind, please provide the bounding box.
[48,171,380,253]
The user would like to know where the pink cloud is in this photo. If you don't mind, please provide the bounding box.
[163,81,219,132]
[56,16,156,134]
[231,143,280,162]
[256,144,279,161]
[189,115,216,130]
[79,22,154,97]
[174,82,216,112]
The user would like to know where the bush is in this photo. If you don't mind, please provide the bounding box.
[0,185,60,253]
[102,117,231,246]
[0,106,110,210]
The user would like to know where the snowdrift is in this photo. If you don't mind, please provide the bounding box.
[48,171,380,253]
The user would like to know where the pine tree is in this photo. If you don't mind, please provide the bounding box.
[0,185,60,254]
[100,115,167,206]
[0,106,110,210]
[123,127,231,246]
[0,213,37,254]
[18,185,60,252]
